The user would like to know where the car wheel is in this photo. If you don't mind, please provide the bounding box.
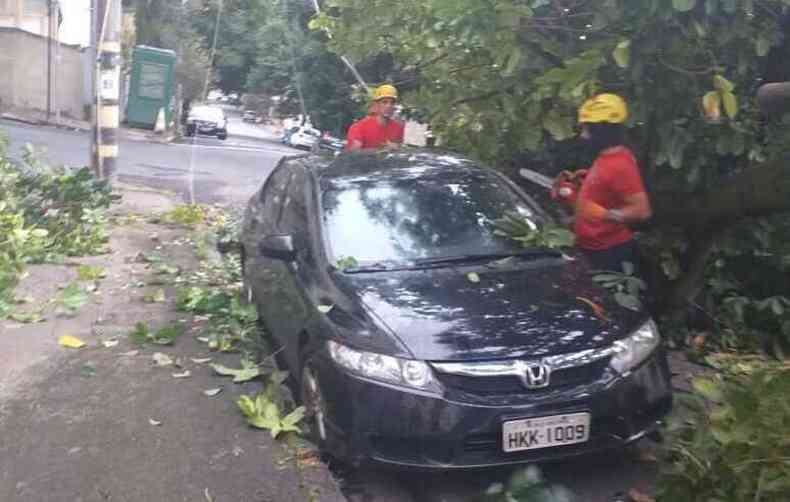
[218,133,227,140]
[300,355,328,447]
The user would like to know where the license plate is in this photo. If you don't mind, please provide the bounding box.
[502,412,590,452]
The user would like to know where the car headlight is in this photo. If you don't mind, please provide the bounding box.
[609,319,661,374]
[327,340,438,391]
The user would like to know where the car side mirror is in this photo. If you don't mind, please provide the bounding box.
[259,234,296,261]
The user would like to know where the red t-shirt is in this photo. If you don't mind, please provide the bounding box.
[345,116,405,150]
[574,146,647,251]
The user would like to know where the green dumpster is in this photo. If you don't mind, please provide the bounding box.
[126,46,176,129]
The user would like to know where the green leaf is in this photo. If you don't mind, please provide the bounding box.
[211,362,262,383]
[614,292,641,311]
[282,406,306,428]
[713,75,734,93]
[60,282,89,315]
[612,40,630,68]
[672,0,696,12]
[692,377,724,402]
[721,92,738,119]
[77,265,106,281]
[335,256,359,270]
[756,37,772,57]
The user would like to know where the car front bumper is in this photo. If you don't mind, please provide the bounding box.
[315,348,672,469]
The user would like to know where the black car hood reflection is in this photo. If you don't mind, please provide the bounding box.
[335,259,643,362]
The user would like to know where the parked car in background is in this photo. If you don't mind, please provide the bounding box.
[240,150,672,469]
[319,133,344,152]
[287,126,321,149]
[281,126,300,145]
[185,105,228,140]
[242,110,258,123]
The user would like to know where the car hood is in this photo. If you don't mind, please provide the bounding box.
[335,258,644,362]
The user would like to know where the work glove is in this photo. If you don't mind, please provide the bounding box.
[577,199,607,221]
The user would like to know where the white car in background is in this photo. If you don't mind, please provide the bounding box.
[288,126,321,149]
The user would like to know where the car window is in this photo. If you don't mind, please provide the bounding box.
[279,168,309,250]
[321,170,539,264]
[261,167,293,231]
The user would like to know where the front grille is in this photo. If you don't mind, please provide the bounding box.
[435,357,610,396]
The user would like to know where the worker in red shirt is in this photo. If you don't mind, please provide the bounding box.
[345,84,405,150]
[570,93,652,272]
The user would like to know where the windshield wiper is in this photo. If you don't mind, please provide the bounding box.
[335,261,406,274]
[412,250,561,267]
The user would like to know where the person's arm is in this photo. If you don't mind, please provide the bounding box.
[345,122,364,150]
[578,156,651,224]
[604,192,651,224]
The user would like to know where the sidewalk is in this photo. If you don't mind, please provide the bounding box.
[0,183,345,502]
[1,105,178,144]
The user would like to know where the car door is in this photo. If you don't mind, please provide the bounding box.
[246,165,293,337]
[267,166,315,366]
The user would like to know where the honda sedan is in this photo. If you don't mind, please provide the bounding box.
[240,150,672,469]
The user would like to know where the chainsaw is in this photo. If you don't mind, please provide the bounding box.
[519,168,587,206]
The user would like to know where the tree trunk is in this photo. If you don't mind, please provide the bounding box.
[758,82,790,118]
[650,158,790,229]
[642,156,790,316]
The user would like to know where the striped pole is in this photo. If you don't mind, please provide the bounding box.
[92,0,121,180]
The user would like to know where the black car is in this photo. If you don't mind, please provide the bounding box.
[241,150,672,469]
[185,105,228,140]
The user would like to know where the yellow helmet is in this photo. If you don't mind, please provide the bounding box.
[578,93,628,124]
[373,84,398,101]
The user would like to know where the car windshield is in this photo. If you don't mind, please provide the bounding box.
[321,168,543,266]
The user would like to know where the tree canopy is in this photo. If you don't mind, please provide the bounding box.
[311,0,790,353]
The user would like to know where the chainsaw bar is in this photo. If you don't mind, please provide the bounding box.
[518,168,554,189]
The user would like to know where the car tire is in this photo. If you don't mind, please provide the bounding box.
[299,352,329,449]
[218,133,227,140]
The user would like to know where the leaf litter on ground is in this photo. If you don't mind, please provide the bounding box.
[58,282,89,316]
[211,360,262,383]
[76,265,106,281]
[129,322,183,346]
[152,352,174,367]
[58,335,86,349]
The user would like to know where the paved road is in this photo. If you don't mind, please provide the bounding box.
[1,116,298,206]
[0,118,660,502]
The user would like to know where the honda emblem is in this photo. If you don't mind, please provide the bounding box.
[521,361,551,389]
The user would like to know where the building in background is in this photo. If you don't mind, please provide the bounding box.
[0,0,62,40]
[0,0,87,121]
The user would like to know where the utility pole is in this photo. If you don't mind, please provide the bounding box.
[47,0,53,120]
[55,2,61,126]
[203,0,223,101]
[92,0,122,180]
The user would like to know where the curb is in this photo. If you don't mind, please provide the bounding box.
[1,113,91,133]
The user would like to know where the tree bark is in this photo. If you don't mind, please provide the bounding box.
[757,82,790,118]
[649,158,790,230]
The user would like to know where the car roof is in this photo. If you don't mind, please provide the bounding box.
[190,106,223,118]
[315,150,487,185]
